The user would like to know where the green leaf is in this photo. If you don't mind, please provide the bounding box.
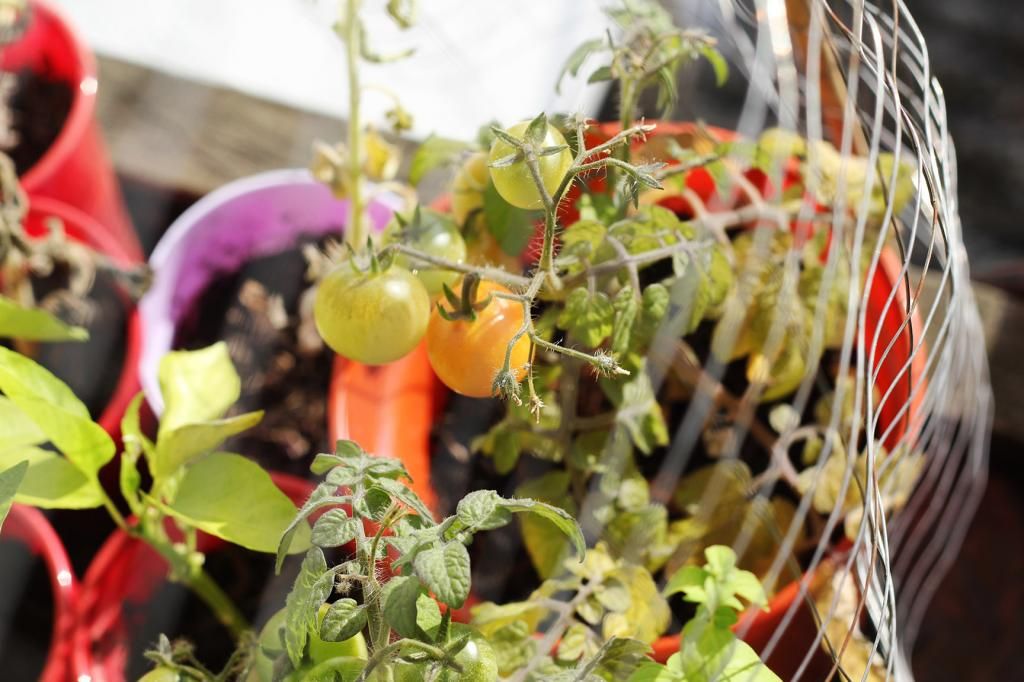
[604,365,668,455]
[283,547,330,667]
[611,287,639,356]
[310,509,359,548]
[277,483,349,572]
[515,472,574,579]
[163,453,310,554]
[152,410,263,479]
[698,44,729,86]
[587,65,614,83]
[373,476,435,522]
[0,460,28,532]
[524,112,548,147]
[0,447,103,509]
[664,565,709,601]
[409,135,471,185]
[0,347,114,476]
[558,288,614,348]
[0,296,88,341]
[0,396,46,451]
[482,182,537,256]
[500,497,586,562]
[586,637,652,680]
[557,38,606,92]
[119,393,148,514]
[414,540,471,608]
[456,489,513,532]
[158,343,241,436]
[382,575,430,640]
[319,598,367,643]
[678,620,781,682]
[602,565,671,645]
[631,283,670,352]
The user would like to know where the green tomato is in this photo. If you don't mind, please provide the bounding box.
[394,624,498,682]
[314,263,431,365]
[488,120,572,210]
[248,605,369,682]
[383,209,467,296]
[138,668,180,682]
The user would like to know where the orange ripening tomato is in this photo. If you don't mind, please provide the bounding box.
[426,280,531,398]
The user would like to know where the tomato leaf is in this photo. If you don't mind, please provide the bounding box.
[277,483,349,572]
[558,288,614,348]
[456,489,513,532]
[0,460,28,532]
[283,547,330,667]
[163,452,310,554]
[383,575,431,640]
[603,365,668,455]
[319,598,367,643]
[698,44,729,87]
[557,38,607,93]
[310,509,359,548]
[482,182,537,256]
[414,540,471,608]
[0,296,88,342]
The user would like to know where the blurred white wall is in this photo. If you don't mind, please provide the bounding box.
[49,0,611,140]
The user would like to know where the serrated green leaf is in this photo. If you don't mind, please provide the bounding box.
[0,446,103,509]
[0,460,28,531]
[373,476,434,522]
[164,452,310,554]
[558,38,606,92]
[487,621,537,676]
[604,365,668,455]
[153,410,263,479]
[319,598,367,643]
[0,347,114,476]
[515,472,574,579]
[611,287,639,356]
[556,622,589,663]
[456,489,513,532]
[501,496,585,562]
[382,575,428,640]
[409,135,471,186]
[558,288,614,348]
[602,565,670,644]
[587,637,652,680]
[310,509,359,548]
[631,283,670,352]
[283,547,330,667]
[158,343,240,435]
[277,483,349,572]
[414,540,471,608]
[0,296,88,341]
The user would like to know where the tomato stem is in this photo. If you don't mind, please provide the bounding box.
[343,0,367,251]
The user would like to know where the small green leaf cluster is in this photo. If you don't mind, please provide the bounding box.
[269,439,584,680]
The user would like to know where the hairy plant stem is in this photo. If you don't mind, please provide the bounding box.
[343,0,367,250]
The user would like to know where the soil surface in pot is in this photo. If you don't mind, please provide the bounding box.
[0,540,56,679]
[3,69,73,175]
[173,237,334,478]
[3,265,128,419]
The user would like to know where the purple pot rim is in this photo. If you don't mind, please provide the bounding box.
[138,168,398,413]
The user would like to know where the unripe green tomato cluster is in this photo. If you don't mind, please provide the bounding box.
[488,120,572,210]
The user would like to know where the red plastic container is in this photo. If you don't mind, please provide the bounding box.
[1,504,80,682]
[75,472,313,682]
[3,0,141,259]
[24,197,143,436]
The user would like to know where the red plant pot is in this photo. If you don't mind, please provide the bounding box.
[1,504,80,682]
[24,197,143,437]
[74,472,313,682]
[4,0,140,258]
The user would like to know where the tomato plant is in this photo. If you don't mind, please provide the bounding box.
[384,208,467,296]
[488,120,572,210]
[426,279,530,398]
[314,262,430,365]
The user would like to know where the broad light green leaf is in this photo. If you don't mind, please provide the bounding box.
[119,393,148,513]
[501,496,586,562]
[382,575,430,640]
[456,489,513,532]
[413,540,471,608]
[310,508,359,548]
[163,452,310,554]
[602,565,670,645]
[604,367,669,455]
[515,472,574,579]
[0,396,46,450]
[0,446,103,509]
[158,343,241,436]
[558,288,614,348]
[0,296,88,341]
[0,347,114,475]
[152,410,263,479]
[409,135,472,186]
[0,460,28,531]
[319,598,367,643]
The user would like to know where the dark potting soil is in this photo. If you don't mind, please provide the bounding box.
[2,267,128,419]
[123,542,301,678]
[0,539,56,679]
[173,237,333,478]
[4,69,73,175]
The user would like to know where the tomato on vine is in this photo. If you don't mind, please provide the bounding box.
[488,120,572,210]
[393,624,498,682]
[383,207,467,296]
[314,258,430,365]
[426,279,530,398]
